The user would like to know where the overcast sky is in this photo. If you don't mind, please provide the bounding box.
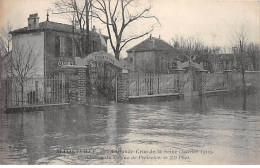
[0,0,259,57]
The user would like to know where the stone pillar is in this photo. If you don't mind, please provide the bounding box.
[65,69,78,104]
[223,70,232,91]
[116,69,129,102]
[177,69,185,93]
[199,70,207,95]
[62,65,88,104]
[173,69,185,94]
[77,68,87,104]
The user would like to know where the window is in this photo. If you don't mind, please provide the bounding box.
[55,36,60,57]
[64,37,72,57]
[75,39,82,57]
[55,36,72,57]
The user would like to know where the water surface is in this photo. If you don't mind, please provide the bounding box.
[0,93,260,164]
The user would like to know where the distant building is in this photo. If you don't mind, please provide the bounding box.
[212,53,236,72]
[9,13,108,78]
[126,36,178,73]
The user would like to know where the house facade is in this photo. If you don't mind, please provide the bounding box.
[5,13,109,107]
[9,13,108,78]
[126,36,178,73]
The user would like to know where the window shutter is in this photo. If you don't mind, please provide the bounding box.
[55,36,60,57]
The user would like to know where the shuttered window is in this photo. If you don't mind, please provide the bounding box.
[55,36,72,57]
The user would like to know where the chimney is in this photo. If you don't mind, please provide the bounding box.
[149,35,154,49]
[28,13,39,29]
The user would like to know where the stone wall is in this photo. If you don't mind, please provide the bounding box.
[230,71,260,90]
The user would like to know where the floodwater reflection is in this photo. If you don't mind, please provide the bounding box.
[0,93,260,164]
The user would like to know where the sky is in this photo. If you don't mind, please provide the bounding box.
[0,0,259,58]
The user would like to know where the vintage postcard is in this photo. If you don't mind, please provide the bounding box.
[0,0,260,165]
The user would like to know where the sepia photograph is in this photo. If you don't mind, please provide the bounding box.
[0,0,260,165]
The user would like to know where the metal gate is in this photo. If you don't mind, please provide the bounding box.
[129,72,179,97]
[88,62,120,100]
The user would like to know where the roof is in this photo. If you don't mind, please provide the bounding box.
[127,37,173,53]
[10,21,108,38]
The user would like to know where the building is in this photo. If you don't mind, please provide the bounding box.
[5,13,108,106]
[126,36,179,73]
[212,53,236,72]
[9,13,108,78]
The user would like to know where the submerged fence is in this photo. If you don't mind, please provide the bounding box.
[3,70,260,107]
[5,76,68,108]
[129,72,182,97]
[206,72,226,91]
[121,70,260,100]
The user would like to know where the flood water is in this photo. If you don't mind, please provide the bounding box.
[0,93,260,165]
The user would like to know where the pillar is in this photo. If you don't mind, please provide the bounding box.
[173,69,185,94]
[177,69,185,93]
[77,68,87,104]
[116,69,129,102]
[62,65,88,104]
[223,70,232,91]
[199,70,207,95]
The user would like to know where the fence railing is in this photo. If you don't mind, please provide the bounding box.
[5,76,68,108]
[206,73,226,91]
[129,72,180,96]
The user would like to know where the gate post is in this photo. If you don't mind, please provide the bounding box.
[116,69,129,102]
[62,65,88,104]
[223,70,232,91]
[77,67,88,104]
[199,70,207,95]
[175,69,185,93]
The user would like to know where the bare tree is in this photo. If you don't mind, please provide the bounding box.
[6,43,41,105]
[92,0,159,60]
[53,0,93,56]
[246,42,260,71]
[0,23,13,79]
[231,25,250,90]
[0,23,12,56]
[171,36,220,72]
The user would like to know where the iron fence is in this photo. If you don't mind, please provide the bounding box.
[129,72,180,96]
[5,76,68,108]
[206,73,225,91]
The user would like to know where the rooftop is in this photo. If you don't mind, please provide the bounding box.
[127,36,174,53]
[10,21,108,38]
